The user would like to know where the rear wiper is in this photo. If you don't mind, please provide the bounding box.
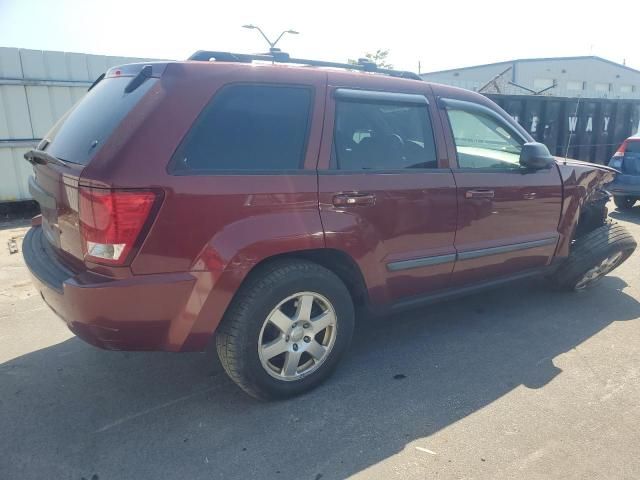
[88,72,105,92]
[24,149,69,168]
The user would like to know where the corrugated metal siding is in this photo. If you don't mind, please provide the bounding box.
[0,47,153,202]
[486,94,640,164]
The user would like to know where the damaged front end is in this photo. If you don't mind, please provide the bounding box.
[555,159,618,257]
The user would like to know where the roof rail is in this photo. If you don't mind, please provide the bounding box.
[187,50,422,81]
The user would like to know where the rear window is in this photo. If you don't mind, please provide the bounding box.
[170,85,312,173]
[623,140,640,174]
[625,140,640,154]
[44,76,157,165]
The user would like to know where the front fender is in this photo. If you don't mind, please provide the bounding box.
[556,159,615,257]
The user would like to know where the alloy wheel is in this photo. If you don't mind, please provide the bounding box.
[575,251,624,290]
[258,292,338,381]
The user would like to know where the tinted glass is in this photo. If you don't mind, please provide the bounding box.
[45,77,158,165]
[447,109,523,169]
[172,85,311,172]
[625,140,640,153]
[623,140,640,174]
[333,101,437,170]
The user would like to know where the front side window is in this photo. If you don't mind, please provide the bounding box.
[171,85,312,173]
[447,109,523,169]
[333,100,437,170]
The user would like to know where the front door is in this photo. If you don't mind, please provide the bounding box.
[438,97,563,286]
[317,85,458,306]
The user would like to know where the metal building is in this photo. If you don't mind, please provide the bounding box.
[0,47,151,203]
[421,56,640,99]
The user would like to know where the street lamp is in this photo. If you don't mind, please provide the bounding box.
[242,24,299,52]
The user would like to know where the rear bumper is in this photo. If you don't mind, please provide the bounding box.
[609,175,640,197]
[23,226,198,351]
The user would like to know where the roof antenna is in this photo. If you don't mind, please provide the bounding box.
[242,25,299,59]
[564,94,581,164]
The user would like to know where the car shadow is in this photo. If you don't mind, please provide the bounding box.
[610,206,640,225]
[1,276,638,479]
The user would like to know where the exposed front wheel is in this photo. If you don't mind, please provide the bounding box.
[215,260,355,400]
[614,196,636,210]
[551,223,636,291]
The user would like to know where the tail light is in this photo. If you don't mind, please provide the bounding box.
[609,141,628,169]
[79,187,159,266]
[613,141,628,158]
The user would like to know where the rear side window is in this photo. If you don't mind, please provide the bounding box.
[44,76,158,165]
[333,101,437,170]
[171,85,312,173]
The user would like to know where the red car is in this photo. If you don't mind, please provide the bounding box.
[23,51,636,399]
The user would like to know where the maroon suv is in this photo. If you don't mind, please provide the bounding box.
[23,51,636,399]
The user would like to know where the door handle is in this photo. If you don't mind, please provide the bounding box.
[523,192,537,200]
[332,192,376,207]
[465,189,495,199]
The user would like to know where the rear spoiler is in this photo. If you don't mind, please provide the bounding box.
[105,62,168,79]
[88,62,168,93]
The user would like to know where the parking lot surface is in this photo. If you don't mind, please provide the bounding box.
[1,206,639,480]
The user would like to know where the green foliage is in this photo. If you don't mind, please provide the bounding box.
[348,49,393,69]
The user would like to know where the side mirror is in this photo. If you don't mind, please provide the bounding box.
[519,142,555,170]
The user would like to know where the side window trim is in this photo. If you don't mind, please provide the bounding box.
[335,88,428,106]
[440,98,529,171]
[330,92,439,172]
[438,97,528,144]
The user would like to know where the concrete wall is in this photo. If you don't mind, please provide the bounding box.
[0,47,151,202]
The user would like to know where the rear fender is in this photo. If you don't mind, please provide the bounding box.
[169,212,325,351]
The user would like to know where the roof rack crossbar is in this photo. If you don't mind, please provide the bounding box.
[188,50,421,80]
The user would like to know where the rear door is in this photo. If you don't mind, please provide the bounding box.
[318,83,458,306]
[437,97,562,286]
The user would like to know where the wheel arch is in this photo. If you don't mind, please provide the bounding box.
[556,162,614,257]
[243,248,370,307]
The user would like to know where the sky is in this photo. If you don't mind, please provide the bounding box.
[0,0,637,74]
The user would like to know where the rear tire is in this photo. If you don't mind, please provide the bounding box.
[215,259,355,400]
[551,223,636,291]
[614,196,636,210]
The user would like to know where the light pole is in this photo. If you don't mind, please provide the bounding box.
[242,25,299,53]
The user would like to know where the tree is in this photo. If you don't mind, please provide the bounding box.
[348,49,393,69]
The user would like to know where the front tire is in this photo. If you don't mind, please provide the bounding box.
[551,223,636,291]
[614,196,636,210]
[216,259,355,400]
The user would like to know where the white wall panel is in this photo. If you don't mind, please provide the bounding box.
[87,55,110,80]
[66,52,91,81]
[50,86,76,120]
[0,85,33,139]
[20,49,48,79]
[0,47,23,78]
[0,47,157,202]
[25,86,55,138]
[0,147,33,201]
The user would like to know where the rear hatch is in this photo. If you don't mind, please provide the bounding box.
[621,139,640,175]
[27,63,164,267]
